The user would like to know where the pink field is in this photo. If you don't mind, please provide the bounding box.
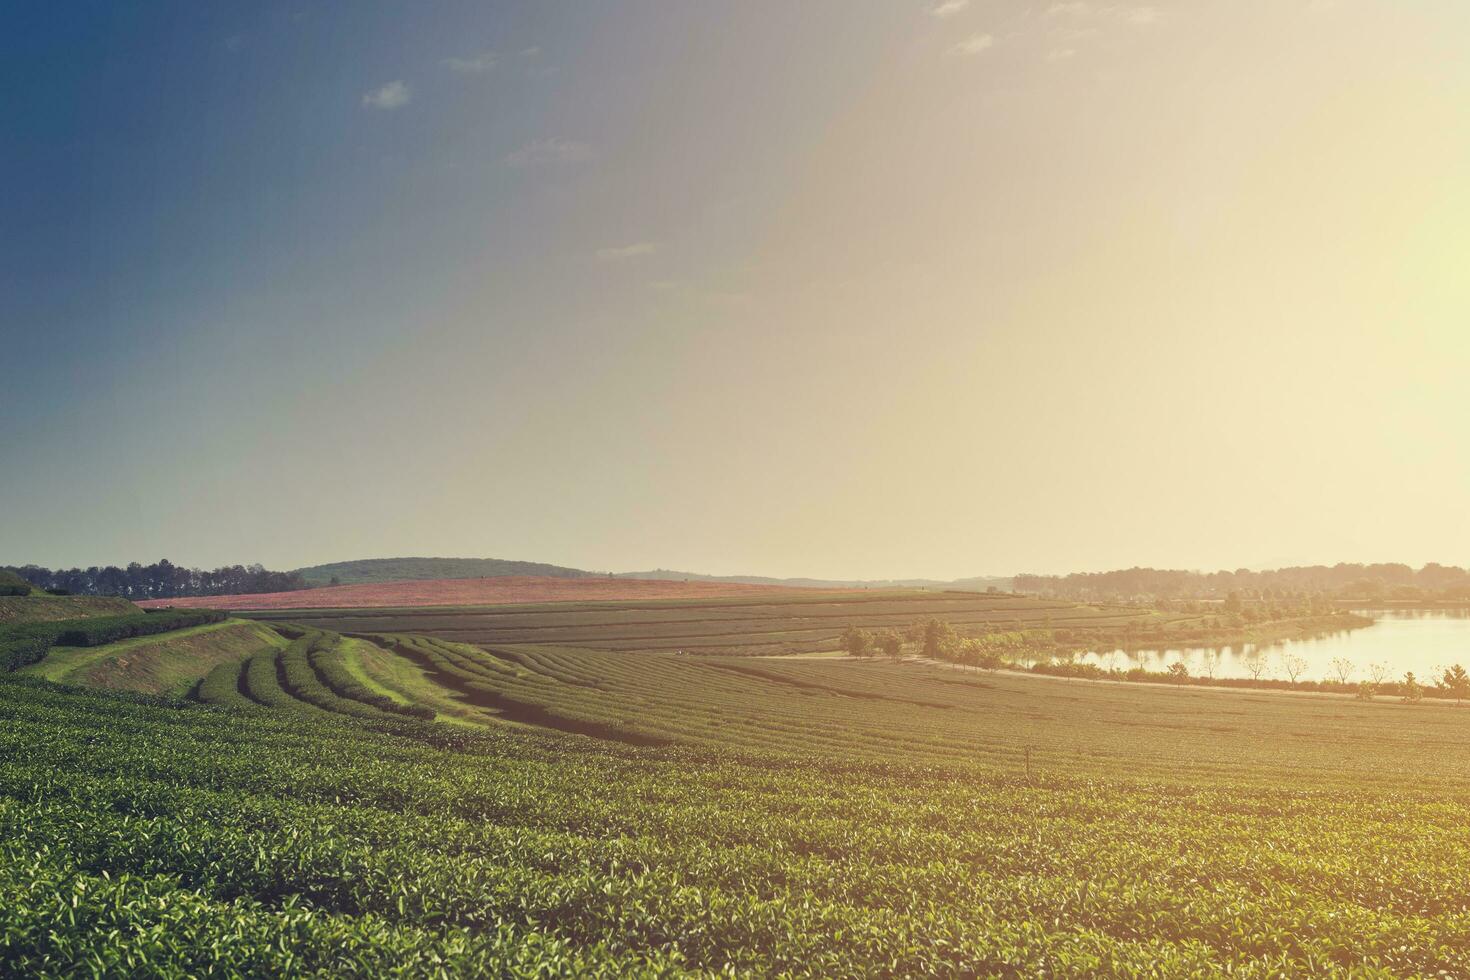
[137,576,842,611]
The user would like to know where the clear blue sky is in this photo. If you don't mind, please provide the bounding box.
[4,2,1468,578]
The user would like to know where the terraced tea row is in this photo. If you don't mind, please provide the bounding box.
[360,636,1470,788]
[2,676,1468,976]
[242,591,1159,656]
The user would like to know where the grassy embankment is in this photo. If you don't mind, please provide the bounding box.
[18,619,288,696]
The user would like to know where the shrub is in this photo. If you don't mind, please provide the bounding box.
[0,570,34,596]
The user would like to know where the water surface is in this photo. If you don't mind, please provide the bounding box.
[1080,609,1470,683]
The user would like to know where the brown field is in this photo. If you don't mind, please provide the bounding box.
[136,575,853,611]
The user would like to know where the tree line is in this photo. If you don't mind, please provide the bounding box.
[1014,563,1470,601]
[1,560,309,600]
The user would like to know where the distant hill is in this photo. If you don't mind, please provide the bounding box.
[294,557,597,587]
[615,569,1013,591]
[293,556,1010,592]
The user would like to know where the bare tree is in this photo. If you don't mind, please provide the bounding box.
[1368,662,1391,687]
[1283,655,1308,684]
[1331,657,1354,685]
[1243,650,1267,682]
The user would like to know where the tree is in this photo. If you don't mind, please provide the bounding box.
[922,619,958,660]
[1401,672,1423,704]
[840,627,873,658]
[1368,662,1391,687]
[1283,655,1308,684]
[1243,650,1267,681]
[877,630,904,661]
[1331,658,1354,685]
[1441,664,1470,705]
[1167,661,1189,684]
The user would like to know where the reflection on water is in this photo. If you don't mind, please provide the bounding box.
[1080,609,1470,683]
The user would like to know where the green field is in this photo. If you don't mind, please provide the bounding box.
[4,595,1470,975]
[240,591,1169,656]
[3,661,1469,976]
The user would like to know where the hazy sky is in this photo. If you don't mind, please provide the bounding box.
[3,2,1468,579]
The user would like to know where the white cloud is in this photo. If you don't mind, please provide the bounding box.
[1048,3,1158,24]
[443,52,496,73]
[953,33,995,56]
[1046,47,1077,62]
[503,138,594,168]
[597,242,658,261]
[931,0,969,17]
[362,80,410,110]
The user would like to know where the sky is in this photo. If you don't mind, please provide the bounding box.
[3,1,1469,580]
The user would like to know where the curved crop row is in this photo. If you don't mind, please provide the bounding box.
[276,633,386,720]
[196,659,257,709]
[309,637,434,720]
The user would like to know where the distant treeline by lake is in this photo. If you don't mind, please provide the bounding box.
[2,560,308,600]
[1015,563,1470,602]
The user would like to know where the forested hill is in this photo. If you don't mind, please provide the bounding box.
[293,557,596,586]
[294,557,1013,591]
[1014,562,1470,601]
[615,569,1014,590]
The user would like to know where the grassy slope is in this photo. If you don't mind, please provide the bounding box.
[0,594,139,625]
[19,619,286,696]
[339,637,487,726]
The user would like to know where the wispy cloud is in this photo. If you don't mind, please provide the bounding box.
[362,80,410,110]
[931,0,970,18]
[953,33,995,56]
[1048,3,1159,25]
[520,46,541,58]
[443,52,496,73]
[503,138,594,168]
[597,242,658,261]
[1046,47,1077,62]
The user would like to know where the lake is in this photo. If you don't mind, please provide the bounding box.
[1080,609,1470,684]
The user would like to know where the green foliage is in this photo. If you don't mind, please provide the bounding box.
[3,673,1470,976]
[0,569,34,596]
[196,659,258,709]
[839,626,872,657]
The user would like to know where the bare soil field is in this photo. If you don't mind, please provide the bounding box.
[136,575,851,611]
